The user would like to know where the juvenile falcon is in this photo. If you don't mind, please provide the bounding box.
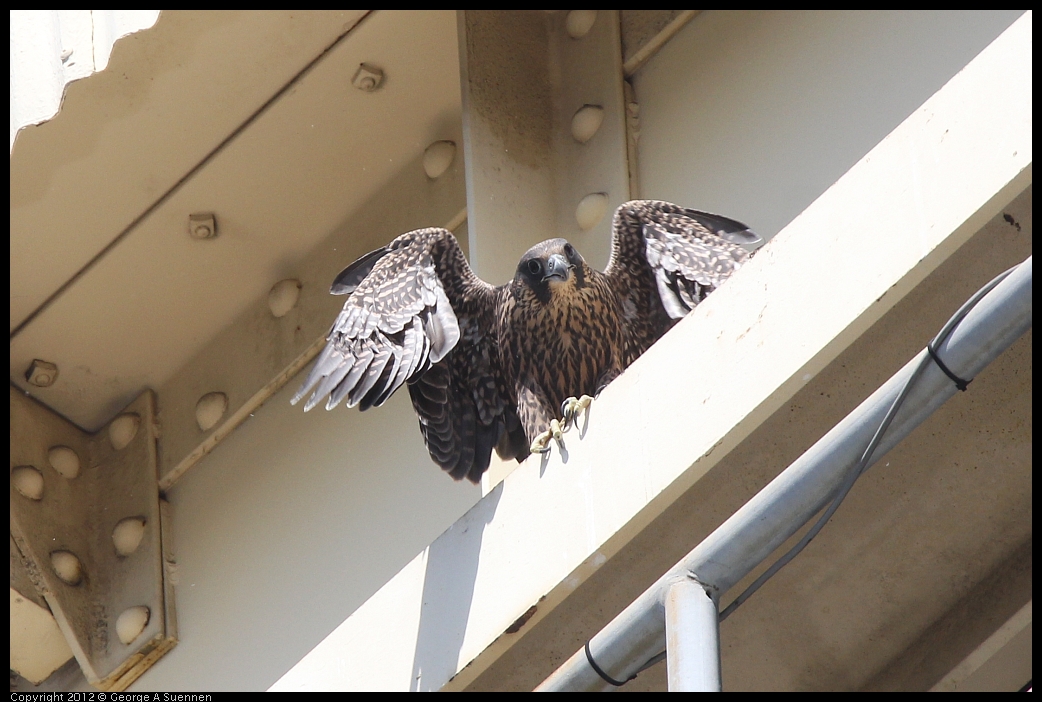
[292,200,763,483]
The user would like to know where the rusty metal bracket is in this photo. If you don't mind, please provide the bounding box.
[10,387,176,691]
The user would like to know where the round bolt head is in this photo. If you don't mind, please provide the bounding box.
[109,413,141,451]
[566,10,597,38]
[116,606,150,645]
[51,550,83,585]
[12,466,44,500]
[25,359,59,387]
[571,105,604,144]
[576,192,609,231]
[113,517,147,557]
[423,140,456,179]
[352,63,385,92]
[196,392,229,432]
[268,279,302,318]
[48,446,81,479]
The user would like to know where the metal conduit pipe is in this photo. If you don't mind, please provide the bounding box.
[536,256,1032,691]
[665,579,722,691]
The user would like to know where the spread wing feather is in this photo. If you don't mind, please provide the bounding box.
[292,227,518,483]
[605,200,764,361]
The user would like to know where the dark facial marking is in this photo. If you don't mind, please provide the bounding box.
[516,254,551,304]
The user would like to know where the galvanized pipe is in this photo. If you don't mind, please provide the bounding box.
[536,256,1031,691]
[665,578,721,691]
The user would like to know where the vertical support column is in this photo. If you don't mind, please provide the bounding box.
[457,10,555,284]
[457,10,631,284]
[665,578,721,692]
[548,10,631,271]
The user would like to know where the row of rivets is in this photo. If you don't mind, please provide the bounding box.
[11,414,151,645]
[185,61,458,431]
[16,38,444,659]
[566,11,608,232]
[65,59,439,447]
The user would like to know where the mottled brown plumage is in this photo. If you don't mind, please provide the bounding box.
[292,200,762,483]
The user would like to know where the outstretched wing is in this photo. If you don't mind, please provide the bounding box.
[292,228,520,482]
[604,200,763,361]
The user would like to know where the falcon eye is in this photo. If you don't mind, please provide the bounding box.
[526,259,542,276]
[563,243,575,259]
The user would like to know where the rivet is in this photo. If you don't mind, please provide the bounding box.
[109,414,140,451]
[576,193,608,231]
[352,63,384,92]
[566,10,597,39]
[113,517,147,557]
[571,105,604,144]
[50,551,83,585]
[268,279,302,318]
[25,359,59,387]
[423,141,456,179]
[116,606,150,645]
[189,213,217,240]
[196,392,228,432]
[12,466,44,500]
[48,446,80,479]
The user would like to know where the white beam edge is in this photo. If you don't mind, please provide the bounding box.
[270,11,1032,692]
[9,10,161,152]
[930,600,1033,692]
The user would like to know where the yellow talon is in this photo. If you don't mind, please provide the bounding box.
[531,418,568,455]
[533,402,590,455]
[531,429,553,454]
[560,395,593,430]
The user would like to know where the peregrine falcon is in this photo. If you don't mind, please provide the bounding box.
[292,200,762,483]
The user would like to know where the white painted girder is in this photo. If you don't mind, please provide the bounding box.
[270,13,1031,691]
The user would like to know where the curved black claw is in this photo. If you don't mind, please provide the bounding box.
[560,395,593,432]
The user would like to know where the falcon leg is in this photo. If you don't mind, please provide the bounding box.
[560,395,593,432]
[531,397,592,455]
[530,418,565,454]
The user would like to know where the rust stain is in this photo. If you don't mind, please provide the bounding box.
[505,604,538,634]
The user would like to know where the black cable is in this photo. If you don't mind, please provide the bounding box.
[620,262,1020,682]
[718,263,1016,622]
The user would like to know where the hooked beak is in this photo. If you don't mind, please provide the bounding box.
[543,253,573,282]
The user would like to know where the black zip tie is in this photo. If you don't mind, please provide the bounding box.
[927,343,971,391]
[585,640,636,687]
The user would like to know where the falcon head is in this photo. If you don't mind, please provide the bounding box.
[513,238,588,305]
